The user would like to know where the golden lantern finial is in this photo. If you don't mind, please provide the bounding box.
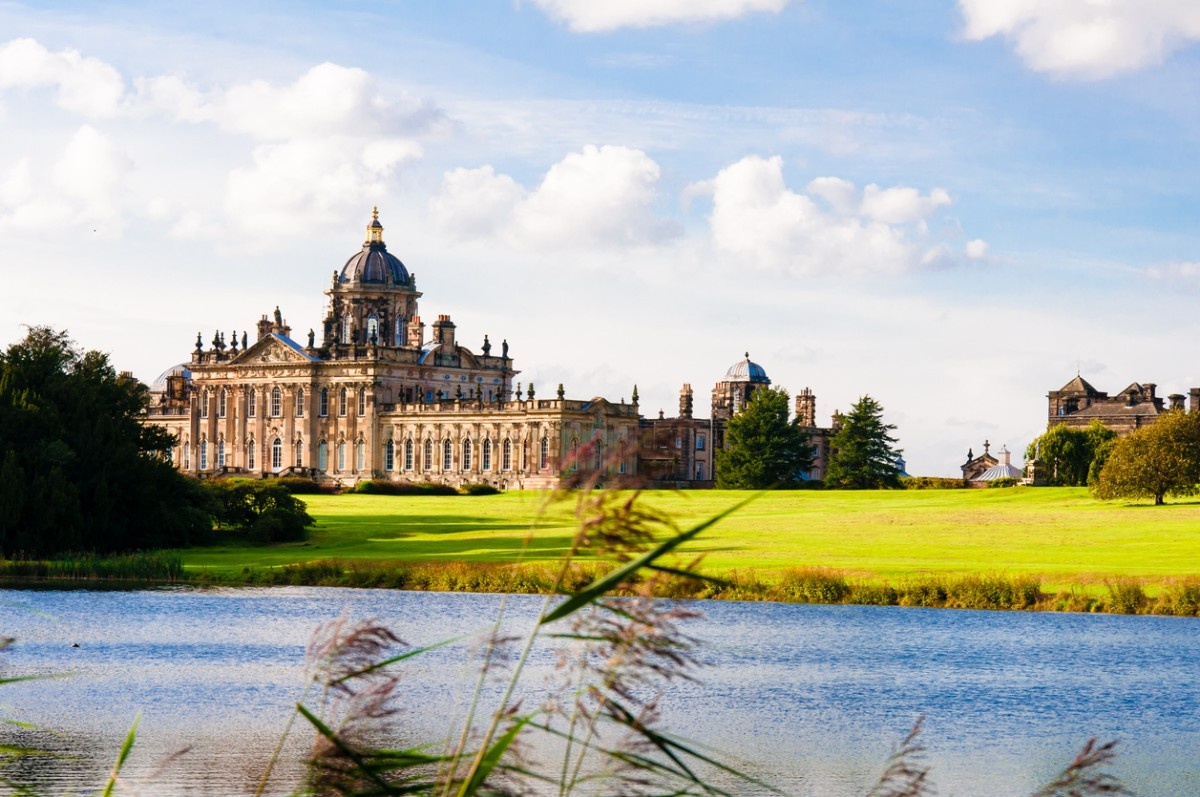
[366,206,384,244]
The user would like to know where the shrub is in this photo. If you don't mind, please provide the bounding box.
[459,483,500,496]
[901,476,968,490]
[774,567,850,603]
[352,480,459,496]
[987,477,1020,489]
[1105,578,1148,614]
[275,476,323,494]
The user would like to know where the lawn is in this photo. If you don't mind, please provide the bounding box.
[181,487,1200,591]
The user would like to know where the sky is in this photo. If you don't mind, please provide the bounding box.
[1,0,1199,476]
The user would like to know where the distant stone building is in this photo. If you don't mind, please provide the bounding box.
[961,440,998,481]
[967,444,1022,483]
[1047,374,1196,435]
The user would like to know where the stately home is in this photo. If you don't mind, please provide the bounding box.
[1046,374,1200,435]
[147,210,640,489]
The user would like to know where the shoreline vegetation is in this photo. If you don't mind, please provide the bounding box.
[4,485,1200,616]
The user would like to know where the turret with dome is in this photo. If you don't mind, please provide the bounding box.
[711,352,771,421]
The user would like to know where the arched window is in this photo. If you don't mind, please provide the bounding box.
[423,438,433,471]
[570,437,579,473]
[395,316,405,345]
[295,387,305,417]
[385,439,395,471]
[594,439,603,472]
[200,389,209,418]
[319,388,329,417]
[442,439,453,470]
[341,314,352,344]
[248,387,257,418]
[182,436,191,469]
[216,437,225,468]
[339,388,347,417]
[358,387,366,416]
[367,314,379,344]
[539,436,549,469]
[199,438,208,470]
[337,441,346,471]
[481,438,492,471]
[295,438,303,468]
[501,439,512,471]
[272,438,283,471]
[404,439,414,471]
[247,438,256,470]
[270,387,282,417]
[462,438,473,471]
[317,440,328,471]
[355,439,365,471]
[218,389,227,418]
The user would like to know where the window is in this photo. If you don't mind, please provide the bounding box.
[367,314,379,343]
[339,388,347,416]
[569,438,579,473]
[355,439,365,471]
[200,389,209,418]
[272,438,283,471]
[404,439,413,471]
[216,438,225,468]
[319,388,329,417]
[675,437,682,450]
[317,440,328,471]
[199,439,208,470]
[341,314,351,344]
[295,439,303,468]
[295,387,305,417]
[271,387,282,417]
[358,387,366,416]
[183,436,190,469]
[501,439,512,471]
[481,438,492,471]
[539,437,549,469]
[463,438,473,470]
[442,439,452,470]
[423,439,433,471]
[395,316,404,345]
[337,441,346,471]
[385,439,395,471]
[247,438,256,470]
[594,440,603,472]
[218,389,227,419]
[248,388,256,418]
[696,434,705,451]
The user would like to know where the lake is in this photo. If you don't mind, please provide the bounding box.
[2,587,1198,795]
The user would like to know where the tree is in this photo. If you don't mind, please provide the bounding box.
[0,327,213,556]
[1025,420,1116,486]
[825,395,903,489]
[1092,410,1200,505]
[715,386,813,488]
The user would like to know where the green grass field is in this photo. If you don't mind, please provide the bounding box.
[180,487,1200,592]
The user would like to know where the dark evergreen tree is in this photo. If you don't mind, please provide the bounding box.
[715,386,813,488]
[0,327,212,557]
[825,395,903,489]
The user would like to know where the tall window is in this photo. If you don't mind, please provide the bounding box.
[216,438,225,468]
[319,388,329,417]
[218,389,227,418]
[295,438,303,468]
[200,389,209,418]
[247,438,256,470]
[385,439,395,471]
[341,315,351,344]
[367,314,379,343]
[404,439,413,470]
[569,438,579,473]
[272,438,283,471]
[295,387,305,417]
[270,387,282,417]
[248,388,256,418]
[337,441,346,471]
[539,437,549,469]
[501,439,512,471]
[358,387,366,416]
[395,316,404,345]
[339,388,347,416]
[182,436,191,469]
[481,438,492,471]
[594,439,603,472]
[355,439,365,471]
[423,439,433,471]
[697,434,705,451]
[199,439,208,470]
[462,438,473,470]
[442,439,453,470]
[318,440,328,471]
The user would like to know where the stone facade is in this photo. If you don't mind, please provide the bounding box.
[1047,374,1197,435]
[146,210,640,489]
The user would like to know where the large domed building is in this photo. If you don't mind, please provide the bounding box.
[146,210,641,489]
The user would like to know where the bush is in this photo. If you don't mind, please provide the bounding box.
[459,483,500,496]
[275,476,323,494]
[201,479,314,541]
[353,480,459,496]
[1105,578,1148,614]
[986,477,1020,489]
[901,476,968,490]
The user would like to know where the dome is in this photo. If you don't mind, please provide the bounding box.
[338,207,410,286]
[150,363,191,392]
[723,353,770,384]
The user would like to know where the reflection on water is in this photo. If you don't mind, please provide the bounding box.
[2,587,1198,796]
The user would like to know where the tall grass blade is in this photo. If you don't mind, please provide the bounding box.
[99,713,139,797]
[456,715,532,797]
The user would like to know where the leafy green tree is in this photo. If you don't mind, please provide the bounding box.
[0,327,213,556]
[1025,420,1116,486]
[825,395,902,489]
[1092,410,1200,505]
[204,480,314,542]
[715,386,813,488]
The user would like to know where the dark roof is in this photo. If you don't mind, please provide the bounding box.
[1058,374,1099,395]
[339,241,410,286]
[1071,401,1161,419]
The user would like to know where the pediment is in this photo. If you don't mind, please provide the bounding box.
[233,334,315,365]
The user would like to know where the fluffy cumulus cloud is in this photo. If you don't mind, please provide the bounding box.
[958,0,1200,79]
[430,145,679,249]
[532,0,790,32]
[0,38,125,117]
[697,155,973,275]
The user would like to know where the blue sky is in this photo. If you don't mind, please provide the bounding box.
[2,0,1199,475]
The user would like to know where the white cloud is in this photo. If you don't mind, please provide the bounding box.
[430,145,679,249]
[966,238,989,259]
[699,155,961,275]
[958,0,1200,79]
[0,38,125,117]
[532,0,790,32]
[1145,261,1200,284]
